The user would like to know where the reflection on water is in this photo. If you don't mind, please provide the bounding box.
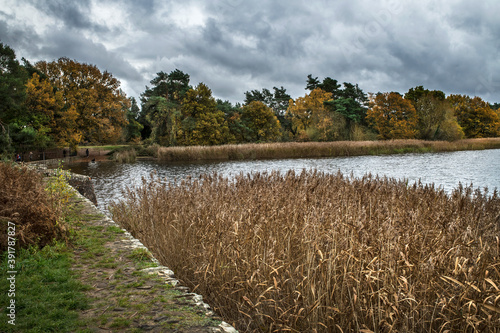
[65,149,500,213]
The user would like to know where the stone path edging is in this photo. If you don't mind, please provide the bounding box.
[26,160,240,332]
[70,184,238,333]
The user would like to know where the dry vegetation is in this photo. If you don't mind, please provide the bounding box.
[111,170,500,332]
[113,148,137,163]
[0,163,69,251]
[156,138,500,162]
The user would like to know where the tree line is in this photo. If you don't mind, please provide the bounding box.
[1,42,499,157]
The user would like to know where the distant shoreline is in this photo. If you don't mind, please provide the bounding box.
[56,138,500,165]
[155,138,500,162]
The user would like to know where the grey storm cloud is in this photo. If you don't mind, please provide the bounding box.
[1,0,499,103]
[38,29,144,82]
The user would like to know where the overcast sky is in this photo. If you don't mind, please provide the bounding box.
[1,0,499,104]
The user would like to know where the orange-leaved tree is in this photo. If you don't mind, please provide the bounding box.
[366,92,418,140]
[25,72,83,148]
[36,58,128,145]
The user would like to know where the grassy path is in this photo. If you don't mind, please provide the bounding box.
[1,185,235,332]
[70,192,227,332]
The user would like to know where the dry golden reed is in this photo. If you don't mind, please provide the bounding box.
[111,170,500,332]
[157,138,500,162]
[113,148,137,163]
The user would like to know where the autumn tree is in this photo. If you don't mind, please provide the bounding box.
[447,95,500,138]
[25,72,65,148]
[244,86,291,116]
[437,106,466,141]
[217,99,244,143]
[406,87,445,139]
[36,58,128,145]
[306,75,369,140]
[366,92,418,139]
[244,86,292,140]
[25,63,81,148]
[287,88,340,141]
[239,101,281,142]
[179,83,230,145]
[404,86,463,140]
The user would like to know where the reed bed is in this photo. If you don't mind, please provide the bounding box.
[113,148,137,163]
[157,138,500,162]
[110,171,500,332]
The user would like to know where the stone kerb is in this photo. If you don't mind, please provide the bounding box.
[33,163,238,332]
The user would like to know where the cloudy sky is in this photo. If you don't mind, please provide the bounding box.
[1,0,499,104]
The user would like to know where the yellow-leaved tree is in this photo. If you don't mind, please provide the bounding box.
[286,88,338,141]
[179,83,230,145]
[25,72,82,148]
[240,101,281,142]
[447,95,500,138]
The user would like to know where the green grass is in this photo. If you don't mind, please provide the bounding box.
[0,206,126,332]
[0,242,90,333]
[109,317,132,328]
[127,248,158,270]
[0,166,224,332]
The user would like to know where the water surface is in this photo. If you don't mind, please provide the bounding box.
[65,149,500,212]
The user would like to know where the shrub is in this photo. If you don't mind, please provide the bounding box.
[0,163,70,251]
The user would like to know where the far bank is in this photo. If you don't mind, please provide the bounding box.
[153,138,500,162]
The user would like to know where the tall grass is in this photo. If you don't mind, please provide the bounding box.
[113,148,137,163]
[111,171,500,332]
[157,138,500,162]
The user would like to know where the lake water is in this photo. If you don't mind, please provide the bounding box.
[65,149,500,212]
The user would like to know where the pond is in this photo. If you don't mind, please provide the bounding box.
[65,149,500,212]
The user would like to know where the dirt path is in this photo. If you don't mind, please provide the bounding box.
[69,190,237,332]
